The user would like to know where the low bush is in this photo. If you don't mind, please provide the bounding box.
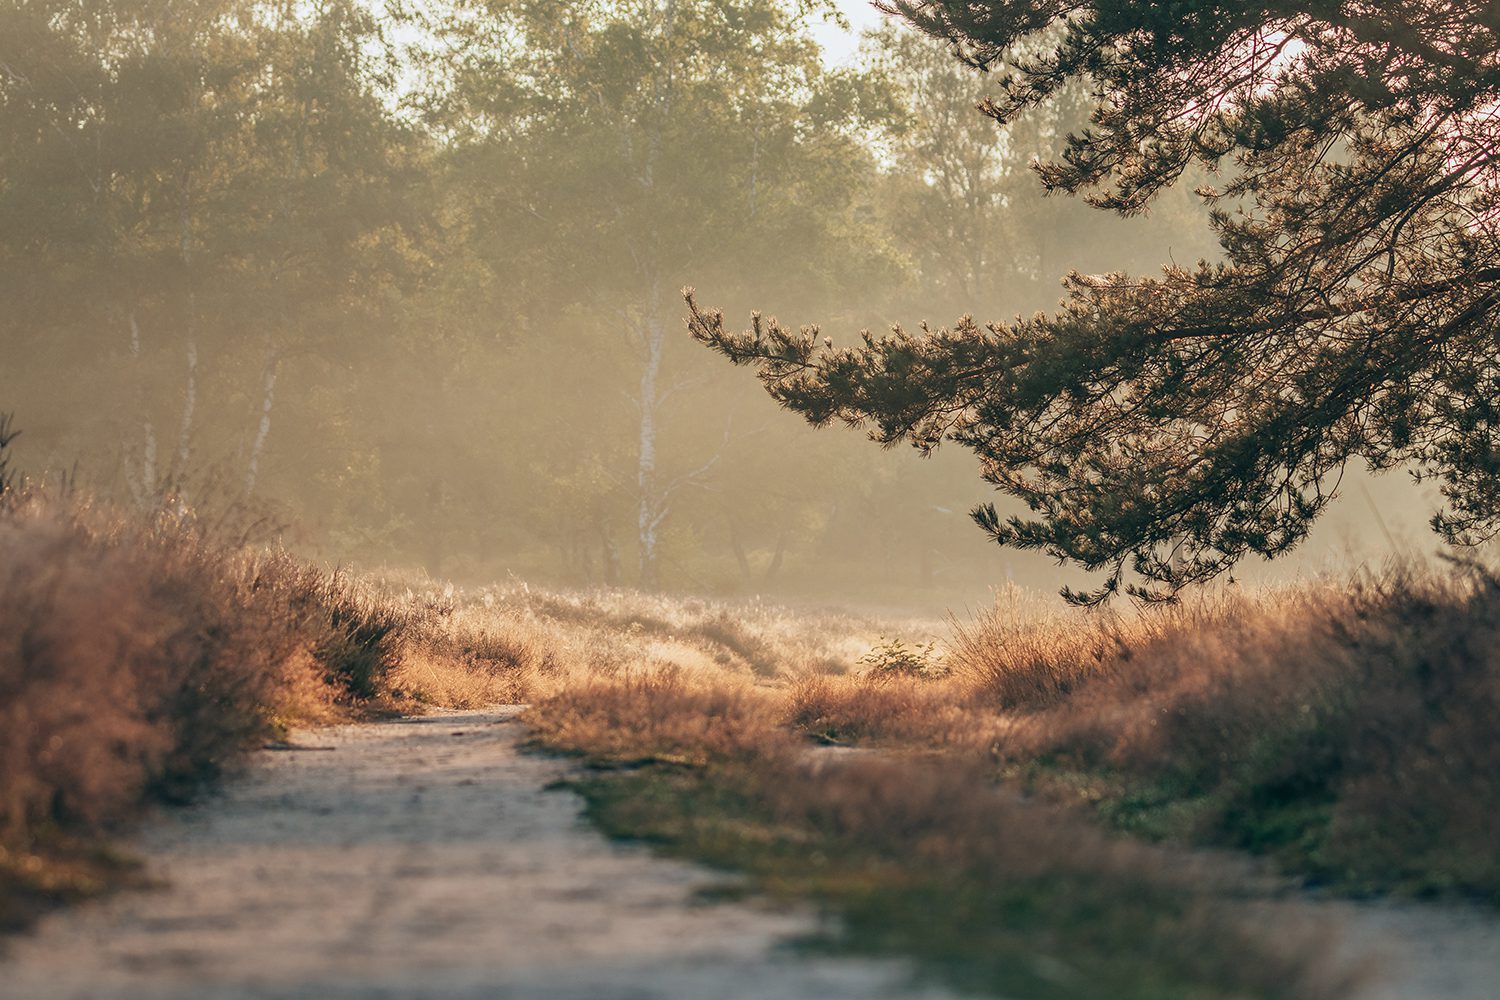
[954,565,1500,900]
[526,667,784,765]
[857,636,947,680]
[0,488,406,929]
[784,674,981,747]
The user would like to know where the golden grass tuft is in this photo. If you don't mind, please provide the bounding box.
[526,668,787,765]
[941,565,1500,898]
[784,674,992,748]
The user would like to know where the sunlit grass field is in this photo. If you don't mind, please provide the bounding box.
[399,560,1500,905]
[6,483,1498,997]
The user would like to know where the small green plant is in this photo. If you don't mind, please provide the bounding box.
[858,637,947,680]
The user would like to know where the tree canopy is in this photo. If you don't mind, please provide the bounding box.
[7,0,1051,600]
[689,0,1500,602]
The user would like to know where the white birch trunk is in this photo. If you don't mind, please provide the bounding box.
[637,308,666,588]
[127,309,157,502]
[630,0,678,588]
[245,357,279,495]
[175,338,197,475]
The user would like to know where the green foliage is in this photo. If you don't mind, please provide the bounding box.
[570,761,1342,999]
[430,0,908,587]
[0,0,1252,600]
[0,0,425,504]
[691,1,1500,603]
[857,635,947,679]
[1004,565,1500,901]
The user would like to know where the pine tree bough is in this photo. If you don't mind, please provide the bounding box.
[688,1,1500,604]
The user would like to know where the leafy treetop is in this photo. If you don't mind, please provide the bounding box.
[689,0,1500,603]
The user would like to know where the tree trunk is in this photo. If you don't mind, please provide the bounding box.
[174,337,197,478]
[763,528,788,586]
[636,302,667,589]
[599,524,621,586]
[125,308,158,504]
[245,355,279,495]
[728,517,754,586]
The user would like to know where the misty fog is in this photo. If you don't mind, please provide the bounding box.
[0,0,1443,611]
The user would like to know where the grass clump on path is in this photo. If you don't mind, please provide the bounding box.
[526,669,1355,1000]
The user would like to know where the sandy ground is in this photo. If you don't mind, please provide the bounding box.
[3,708,1498,1000]
[1309,895,1500,1000]
[1,709,953,1000]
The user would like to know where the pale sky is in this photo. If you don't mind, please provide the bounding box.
[809,0,892,66]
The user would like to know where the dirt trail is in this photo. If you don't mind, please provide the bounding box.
[1308,895,1500,1000]
[4,709,1499,1000]
[1,709,953,1000]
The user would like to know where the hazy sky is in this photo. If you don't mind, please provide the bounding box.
[810,0,891,65]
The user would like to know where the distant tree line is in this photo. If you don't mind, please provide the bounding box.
[0,0,1208,597]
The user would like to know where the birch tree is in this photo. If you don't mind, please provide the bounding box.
[0,0,422,503]
[443,0,894,587]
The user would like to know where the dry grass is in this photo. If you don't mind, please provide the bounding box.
[957,566,1500,898]
[0,493,928,933]
[378,573,938,703]
[432,562,1500,994]
[528,669,785,765]
[532,662,1356,998]
[4,462,1486,994]
[784,674,986,747]
[0,488,408,929]
[390,561,1500,901]
[359,577,1360,997]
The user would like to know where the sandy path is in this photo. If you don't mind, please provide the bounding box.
[5,709,1499,1000]
[1,709,953,1000]
[1312,895,1500,1000]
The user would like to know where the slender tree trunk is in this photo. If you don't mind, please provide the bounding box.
[763,528,788,586]
[175,338,197,477]
[245,355,279,495]
[637,303,666,589]
[728,517,754,586]
[631,2,678,589]
[126,308,158,504]
[599,524,621,586]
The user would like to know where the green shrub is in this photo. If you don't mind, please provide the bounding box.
[858,636,947,680]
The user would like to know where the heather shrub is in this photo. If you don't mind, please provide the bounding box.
[1,502,277,837]
[785,674,982,747]
[0,488,409,927]
[958,565,1500,898]
[309,575,408,701]
[525,667,787,764]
